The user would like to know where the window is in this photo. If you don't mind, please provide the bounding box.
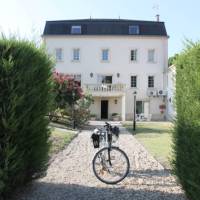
[102,49,109,61]
[55,48,63,61]
[136,101,144,114]
[73,49,80,61]
[71,25,81,34]
[148,76,154,88]
[97,75,112,84]
[148,49,155,62]
[131,76,137,88]
[129,25,139,35]
[130,49,137,61]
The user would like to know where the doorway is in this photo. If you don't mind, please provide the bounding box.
[101,100,108,119]
[136,101,144,114]
[98,75,113,84]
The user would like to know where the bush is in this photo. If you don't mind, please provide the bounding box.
[173,41,200,200]
[90,114,96,118]
[52,72,92,127]
[74,93,93,126]
[0,38,53,198]
[53,72,83,108]
[112,113,119,117]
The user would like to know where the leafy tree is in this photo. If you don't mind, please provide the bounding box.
[52,71,92,127]
[53,72,83,108]
[168,53,179,66]
[74,93,93,126]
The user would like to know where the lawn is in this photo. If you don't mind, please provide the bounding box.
[49,128,76,156]
[123,122,173,169]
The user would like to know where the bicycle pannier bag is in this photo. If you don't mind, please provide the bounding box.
[91,133,100,148]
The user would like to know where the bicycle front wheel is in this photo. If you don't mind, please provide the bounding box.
[92,146,130,184]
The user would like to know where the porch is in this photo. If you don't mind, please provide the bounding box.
[89,96,126,121]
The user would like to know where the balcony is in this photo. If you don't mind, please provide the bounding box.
[84,83,126,97]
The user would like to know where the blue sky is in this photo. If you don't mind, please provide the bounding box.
[0,0,200,56]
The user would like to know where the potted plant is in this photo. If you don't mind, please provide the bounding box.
[90,113,96,120]
[112,113,120,121]
[159,104,166,114]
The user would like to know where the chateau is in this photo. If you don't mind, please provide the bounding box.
[43,18,168,121]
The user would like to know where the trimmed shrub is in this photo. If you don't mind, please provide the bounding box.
[0,38,53,198]
[173,41,200,200]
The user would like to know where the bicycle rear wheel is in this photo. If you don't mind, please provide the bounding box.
[92,146,130,184]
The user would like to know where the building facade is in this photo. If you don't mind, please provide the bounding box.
[43,19,168,121]
[167,65,176,120]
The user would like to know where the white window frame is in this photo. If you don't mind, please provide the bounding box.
[148,75,155,88]
[148,49,155,63]
[101,49,110,62]
[55,48,63,62]
[72,48,80,61]
[97,73,113,83]
[130,49,138,62]
[130,75,137,88]
[71,25,81,34]
[97,74,113,84]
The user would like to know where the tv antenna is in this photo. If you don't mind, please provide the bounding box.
[152,3,160,21]
[152,3,159,12]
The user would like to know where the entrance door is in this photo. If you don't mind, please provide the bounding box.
[136,101,144,114]
[101,100,108,119]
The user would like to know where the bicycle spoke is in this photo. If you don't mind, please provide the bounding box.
[93,147,129,184]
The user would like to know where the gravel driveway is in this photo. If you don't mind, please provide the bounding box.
[12,122,186,200]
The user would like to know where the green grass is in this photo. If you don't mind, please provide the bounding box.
[49,128,76,156]
[123,122,173,169]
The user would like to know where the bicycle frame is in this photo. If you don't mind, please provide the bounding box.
[100,126,112,148]
[92,122,130,184]
[100,125,113,166]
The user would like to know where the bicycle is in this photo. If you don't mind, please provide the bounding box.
[91,122,130,184]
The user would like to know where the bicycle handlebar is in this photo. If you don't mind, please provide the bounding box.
[104,122,111,128]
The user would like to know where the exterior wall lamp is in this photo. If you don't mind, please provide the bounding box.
[117,73,120,78]
[90,73,93,78]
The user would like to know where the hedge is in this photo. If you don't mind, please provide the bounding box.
[173,41,200,200]
[0,38,53,198]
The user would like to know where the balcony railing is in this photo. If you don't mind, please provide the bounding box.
[84,83,126,93]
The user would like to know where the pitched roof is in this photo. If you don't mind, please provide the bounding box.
[43,19,168,37]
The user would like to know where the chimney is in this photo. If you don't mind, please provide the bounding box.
[156,14,160,22]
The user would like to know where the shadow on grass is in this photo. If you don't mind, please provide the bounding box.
[10,181,186,200]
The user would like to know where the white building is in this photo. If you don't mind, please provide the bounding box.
[167,65,176,120]
[42,18,169,121]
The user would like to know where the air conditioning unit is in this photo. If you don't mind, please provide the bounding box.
[147,90,157,97]
[158,90,167,96]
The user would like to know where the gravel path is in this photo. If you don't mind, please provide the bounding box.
[12,123,186,200]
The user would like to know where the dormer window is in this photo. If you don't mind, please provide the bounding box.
[129,25,139,35]
[71,25,81,34]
